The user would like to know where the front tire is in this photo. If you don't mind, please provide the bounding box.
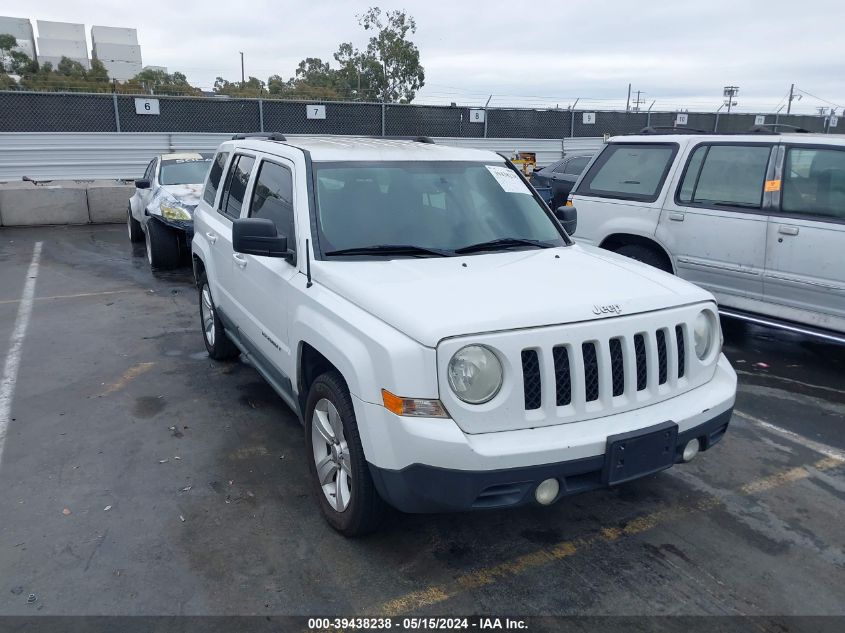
[145,219,181,270]
[198,273,240,360]
[615,244,672,273]
[305,371,384,536]
[127,207,144,243]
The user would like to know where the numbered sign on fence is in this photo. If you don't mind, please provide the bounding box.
[469,109,485,123]
[582,112,596,125]
[134,98,160,115]
[830,116,839,128]
[755,115,766,126]
[676,113,688,126]
[306,105,327,120]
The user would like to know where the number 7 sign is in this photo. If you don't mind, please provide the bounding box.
[306,105,327,119]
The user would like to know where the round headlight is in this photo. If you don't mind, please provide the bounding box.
[693,310,716,360]
[447,345,503,404]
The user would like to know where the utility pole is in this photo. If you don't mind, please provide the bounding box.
[239,51,245,86]
[626,83,631,113]
[723,86,739,115]
[632,91,646,112]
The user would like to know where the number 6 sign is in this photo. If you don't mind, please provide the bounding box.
[306,105,326,119]
[134,98,160,115]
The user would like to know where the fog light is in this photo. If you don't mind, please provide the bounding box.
[682,439,701,462]
[535,478,560,505]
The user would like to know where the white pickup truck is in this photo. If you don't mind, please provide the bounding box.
[191,134,736,536]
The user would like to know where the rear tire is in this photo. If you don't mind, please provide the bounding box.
[615,244,672,273]
[127,207,143,243]
[145,219,181,270]
[305,371,385,537]
[198,273,240,360]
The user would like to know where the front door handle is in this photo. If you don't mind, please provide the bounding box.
[206,232,217,245]
[778,225,799,236]
[668,212,685,222]
[233,253,248,268]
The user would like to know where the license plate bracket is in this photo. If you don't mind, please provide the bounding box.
[603,421,678,485]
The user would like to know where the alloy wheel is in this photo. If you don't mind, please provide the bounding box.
[311,398,352,512]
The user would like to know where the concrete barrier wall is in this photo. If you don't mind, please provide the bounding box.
[0,181,132,226]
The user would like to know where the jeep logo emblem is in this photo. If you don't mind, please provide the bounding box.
[592,304,622,316]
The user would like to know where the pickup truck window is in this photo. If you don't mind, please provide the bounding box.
[249,160,296,248]
[782,147,845,220]
[219,154,255,220]
[577,143,677,202]
[678,145,770,209]
[202,152,229,205]
[314,161,565,256]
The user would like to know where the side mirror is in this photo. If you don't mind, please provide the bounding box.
[135,178,151,189]
[554,206,577,235]
[232,217,292,260]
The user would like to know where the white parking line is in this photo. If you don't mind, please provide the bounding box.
[734,409,845,463]
[0,242,43,467]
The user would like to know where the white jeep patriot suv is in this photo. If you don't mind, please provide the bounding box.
[191,133,737,536]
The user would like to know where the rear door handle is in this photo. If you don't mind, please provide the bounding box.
[206,232,217,245]
[668,212,685,222]
[233,253,248,268]
[778,225,799,236]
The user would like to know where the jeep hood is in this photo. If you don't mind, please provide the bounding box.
[314,244,713,348]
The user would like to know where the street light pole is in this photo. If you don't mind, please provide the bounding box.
[239,51,245,87]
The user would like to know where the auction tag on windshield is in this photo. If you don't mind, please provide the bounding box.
[485,165,530,194]
[764,179,781,192]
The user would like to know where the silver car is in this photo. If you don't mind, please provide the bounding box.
[569,131,845,343]
[127,152,212,270]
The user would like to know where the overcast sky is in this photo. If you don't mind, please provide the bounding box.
[11,0,845,114]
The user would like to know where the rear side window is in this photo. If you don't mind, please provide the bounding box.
[577,143,677,202]
[202,152,229,205]
[678,144,771,209]
[564,156,590,175]
[218,154,255,220]
[249,161,296,250]
[782,147,845,220]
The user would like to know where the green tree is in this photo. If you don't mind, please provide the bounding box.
[357,7,424,102]
[123,67,200,95]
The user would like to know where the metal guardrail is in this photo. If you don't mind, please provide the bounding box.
[0,133,591,181]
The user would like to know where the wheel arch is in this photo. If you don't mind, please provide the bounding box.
[599,233,675,274]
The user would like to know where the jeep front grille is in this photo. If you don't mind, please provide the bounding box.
[520,326,687,411]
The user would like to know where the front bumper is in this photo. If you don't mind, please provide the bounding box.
[368,407,731,513]
[355,354,736,513]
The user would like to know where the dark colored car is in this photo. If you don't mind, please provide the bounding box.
[531,154,593,209]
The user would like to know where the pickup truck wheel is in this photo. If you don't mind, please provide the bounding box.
[615,244,672,273]
[145,219,181,270]
[305,371,384,536]
[127,207,143,243]
[198,274,240,360]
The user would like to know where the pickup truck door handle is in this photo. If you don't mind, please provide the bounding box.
[668,212,685,222]
[232,253,248,268]
[206,232,217,245]
[778,225,799,236]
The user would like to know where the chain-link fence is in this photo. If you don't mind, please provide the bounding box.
[0,90,835,136]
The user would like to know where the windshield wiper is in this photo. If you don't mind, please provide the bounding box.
[324,244,453,258]
[454,237,554,255]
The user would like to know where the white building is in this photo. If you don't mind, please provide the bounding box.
[91,25,142,80]
[0,15,37,62]
[36,19,89,69]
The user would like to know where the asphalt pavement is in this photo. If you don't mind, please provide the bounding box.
[0,225,843,619]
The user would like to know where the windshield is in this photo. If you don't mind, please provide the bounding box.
[159,159,212,186]
[314,161,566,256]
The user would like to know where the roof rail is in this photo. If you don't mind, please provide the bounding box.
[638,126,711,135]
[231,132,287,141]
[372,135,436,144]
[748,124,809,134]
